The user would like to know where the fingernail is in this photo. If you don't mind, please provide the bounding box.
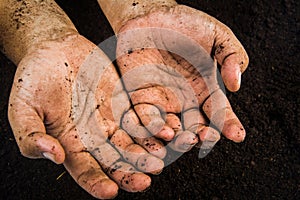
[42,152,56,163]
[237,70,241,87]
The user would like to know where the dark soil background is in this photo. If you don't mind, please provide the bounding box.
[0,0,299,199]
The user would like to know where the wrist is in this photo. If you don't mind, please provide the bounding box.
[97,0,178,33]
[0,0,78,65]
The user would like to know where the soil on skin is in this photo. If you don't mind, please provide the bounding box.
[0,0,299,199]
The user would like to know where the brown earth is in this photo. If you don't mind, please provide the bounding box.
[0,0,299,199]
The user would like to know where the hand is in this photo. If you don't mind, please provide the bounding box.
[8,34,165,199]
[115,4,249,155]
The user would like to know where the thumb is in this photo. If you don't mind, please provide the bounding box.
[20,132,65,164]
[8,99,65,164]
[19,133,65,164]
[213,20,249,92]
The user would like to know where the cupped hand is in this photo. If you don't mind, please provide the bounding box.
[115,5,249,155]
[8,34,165,199]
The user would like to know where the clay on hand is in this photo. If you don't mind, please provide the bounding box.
[115,5,249,154]
[8,34,165,199]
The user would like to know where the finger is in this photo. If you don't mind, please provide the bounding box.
[107,161,151,193]
[165,113,183,133]
[165,113,204,152]
[182,109,220,158]
[90,142,151,193]
[22,132,65,164]
[214,22,249,92]
[202,89,246,142]
[8,101,65,164]
[134,104,175,141]
[60,130,118,199]
[182,109,220,149]
[110,129,164,174]
[221,59,242,92]
[168,130,198,152]
[64,152,118,199]
[134,136,167,159]
[122,109,150,139]
[122,109,167,159]
[164,113,199,153]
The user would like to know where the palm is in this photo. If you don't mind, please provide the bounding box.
[116,5,248,153]
[8,35,164,198]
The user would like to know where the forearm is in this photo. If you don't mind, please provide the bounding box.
[97,0,177,33]
[0,0,78,65]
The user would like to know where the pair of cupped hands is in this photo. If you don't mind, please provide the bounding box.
[8,3,248,200]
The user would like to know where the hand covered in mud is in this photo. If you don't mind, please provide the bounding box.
[115,4,249,155]
[8,34,165,199]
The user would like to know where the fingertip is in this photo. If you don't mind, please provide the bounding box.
[156,125,175,141]
[20,132,65,163]
[64,150,118,199]
[222,120,246,143]
[109,162,151,193]
[135,104,173,141]
[42,151,65,164]
[196,127,220,155]
[165,113,182,132]
[130,173,152,192]
[92,179,119,199]
[137,154,164,175]
[169,131,198,152]
[198,127,220,144]
[39,135,65,164]
[221,63,241,92]
[148,144,167,159]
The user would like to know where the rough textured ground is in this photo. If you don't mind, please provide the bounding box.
[0,0,299,199]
